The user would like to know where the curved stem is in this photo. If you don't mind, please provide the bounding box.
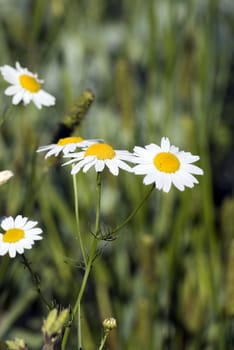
[62,173,102,350]
[112,184,155,234]
[72,172,87,267]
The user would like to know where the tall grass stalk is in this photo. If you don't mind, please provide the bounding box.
[62,172,102,349]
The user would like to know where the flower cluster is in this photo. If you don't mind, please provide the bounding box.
[0,62,204,193]
[37,136,203,193]
[0,61,204,260]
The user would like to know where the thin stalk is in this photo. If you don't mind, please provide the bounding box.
[62,173,102,350]
[77,303,81,350]
[97,331,109,350]
[72,172,87,267]
[112,184,155,234]
[21,254,52,310]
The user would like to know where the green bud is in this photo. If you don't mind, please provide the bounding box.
[53,89,95,142]
[102,317,117,331]
[42,308,69,337]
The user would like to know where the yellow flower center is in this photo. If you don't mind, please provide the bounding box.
[85,143,115,160]
[3,228,25,243]
[19,74,41,93]
[153,152,180,173]
[57,137,83,146]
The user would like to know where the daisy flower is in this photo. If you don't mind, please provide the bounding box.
[0,62,55,109]
[0,215,43,258]
[37,136,101,159]
[63,142,133,176]
[132,137,204,193]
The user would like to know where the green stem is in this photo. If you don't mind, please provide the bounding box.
[98,331,109,350]
[77,302,81,350]
[72,172,87,267]
[112,184,155,234]
[62,173,102,350]
[21,254,52,310]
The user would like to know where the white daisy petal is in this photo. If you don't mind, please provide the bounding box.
[82,159,96,173]
[23,92,32,105]
[116,159,132,172]
[16,246,24,254]
[23,220,38,230]
[183,163,204,175]
[106,160,119,176]
[15,215,27,227]
[172,175,185,191]
[162,177,172,193]
[133,164,155,174]
[143,173,156,185]
[1,216,15,230]
[46,148,60,158]
[5,85,20,96]
[155,172,166,190]
[145,144,161,153]
[26,228,42,236]
[0,65,19,84]
[132,137,203,192]
[35,90,56,106]
[12,91,24,105]
[0,215,43,258]
[95,160,105,172]
[0,244,10,256]
[161,137,170,151]
[71,162,83,174]
[9,246,17,258]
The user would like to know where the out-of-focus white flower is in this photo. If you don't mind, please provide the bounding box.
[0,62,55,109]
[0,170,14,185]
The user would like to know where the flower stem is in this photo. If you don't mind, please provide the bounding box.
[21,254,52,310]
[112,184,155,234]
[98,331,109,350]
[72,172,87,267]
[62,173,102,350]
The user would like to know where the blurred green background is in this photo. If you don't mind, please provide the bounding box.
[0,0,234,349]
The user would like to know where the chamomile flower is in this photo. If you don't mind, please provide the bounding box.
[0,62,55,109]
[0,215,43,258]
[132,137,204,193]
[37,136,101,159]
[63,142,133,176]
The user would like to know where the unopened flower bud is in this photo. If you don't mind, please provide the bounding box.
[42,308,69,337]
[102,317,117,331]
[5,338,28,349]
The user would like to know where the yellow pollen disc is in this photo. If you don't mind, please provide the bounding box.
[57,137,83,146]
[19,74,41,93]
[3,228,25,243]
[154,152,180,173]
[85,143,115,160]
